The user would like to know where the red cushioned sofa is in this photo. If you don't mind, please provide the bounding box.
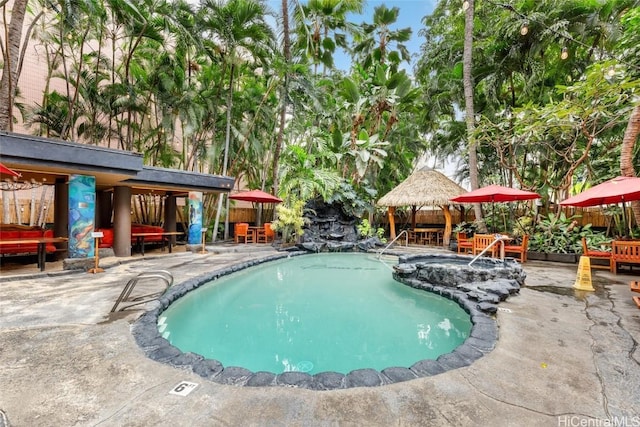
[95,224,165,248]
[0,224,57,255]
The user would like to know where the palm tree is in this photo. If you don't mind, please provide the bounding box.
[462,0,485,231]
[272,0,292,204]
[200,0,275,240]
[353,5,411,70]
[293,0,364,74]
[0,0,45,130]
[617,6,640,226]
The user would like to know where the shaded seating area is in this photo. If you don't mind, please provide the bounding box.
[0,224,67,271]
[472,234,499,258]
[612,240,640,274]
[406,227,444,246]
[256,223,275,243]
[234,223,254,243]
[503,235,529,263]
[376,168,468,247]
[456,232,473,255]
[581,237,612,272]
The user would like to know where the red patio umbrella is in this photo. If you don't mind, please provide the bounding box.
[450,184,541,203]
[0,162,21,178]
[559,176,640,233]
[559,176,640,207]
[450,184,541,232]
[229,189,282,204]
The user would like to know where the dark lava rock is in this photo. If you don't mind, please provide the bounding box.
[313,372,346,390]
[477,302,498,314]
[436,352,469,370]
[276,371,315,389]
[246,371,277,387]
[453,343,484,363]
[192,359,224,380]
[381,367,418,383]
[346,369,386,388]
[215,367,253,386]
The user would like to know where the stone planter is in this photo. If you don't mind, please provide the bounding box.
[546,253,579,264]
[526,251,547,261]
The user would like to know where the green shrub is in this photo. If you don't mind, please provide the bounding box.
[357,218,387,243]
[270,200,307,244]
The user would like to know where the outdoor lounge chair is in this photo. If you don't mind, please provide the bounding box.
[234,223,254,244]
[503,234,529,263]
[256,223,275,243]
[457,232,473,254]
[581,237,612,272]
[472,234,498,258]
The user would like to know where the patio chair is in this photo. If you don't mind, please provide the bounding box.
[234,223,254,244]
[581,237,612,272]
[503,234,529,263]
[256,223,275,243]
[472,234,498,258]
[457,232,473,254]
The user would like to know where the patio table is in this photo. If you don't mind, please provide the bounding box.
[413,228,444,246]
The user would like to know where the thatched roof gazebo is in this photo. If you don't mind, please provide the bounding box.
[376,167,468,245]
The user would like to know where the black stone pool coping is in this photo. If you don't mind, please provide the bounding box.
[131,251,520,390]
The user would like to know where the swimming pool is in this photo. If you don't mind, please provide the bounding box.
[158,253,471,375]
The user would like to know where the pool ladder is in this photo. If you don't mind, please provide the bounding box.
[377,230,409,259]
[110,270,174,313]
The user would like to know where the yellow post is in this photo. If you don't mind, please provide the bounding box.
[573,256,594,291]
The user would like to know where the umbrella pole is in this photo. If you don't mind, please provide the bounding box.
[622,200,628,236]
[256,203,263,226]
[491,203,495,233]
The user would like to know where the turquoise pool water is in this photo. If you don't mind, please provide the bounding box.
[159,253,471,375]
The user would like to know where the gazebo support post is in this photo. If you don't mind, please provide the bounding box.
[388,206,396,240]
[411,206,417,229]
[441,205,453,246]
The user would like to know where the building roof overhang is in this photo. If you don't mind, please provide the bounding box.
[0,131,235,195]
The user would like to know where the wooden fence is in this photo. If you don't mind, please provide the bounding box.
[377,206,631,229]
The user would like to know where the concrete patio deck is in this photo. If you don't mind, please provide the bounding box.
[1,245,639,426]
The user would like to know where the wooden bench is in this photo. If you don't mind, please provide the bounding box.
[612,240,640,274]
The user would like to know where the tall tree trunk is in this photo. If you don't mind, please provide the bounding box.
[0,0,28,130]
[37,186,49,227]
[12,190,21,225]
[621,104,640,228]
[30,187,36,225]
[212,62,235,242]
[273,0,291,205]
[462,0,485,231]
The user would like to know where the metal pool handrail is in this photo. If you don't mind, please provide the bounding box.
[377,230,409,259]
[468,234,510,267]
[111,270,174,312]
